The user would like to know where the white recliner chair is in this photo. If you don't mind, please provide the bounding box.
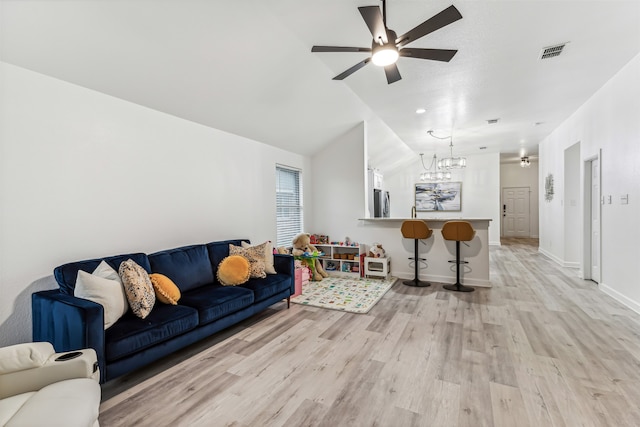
[0,342,101,427]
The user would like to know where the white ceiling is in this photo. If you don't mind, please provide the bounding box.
[2,0,639,173]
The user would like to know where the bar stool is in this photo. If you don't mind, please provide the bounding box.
[441,221,475,292]
[401,220,433,287]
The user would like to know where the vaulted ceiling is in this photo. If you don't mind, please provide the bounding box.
[2,0,639,173]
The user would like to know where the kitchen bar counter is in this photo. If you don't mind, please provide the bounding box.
[357,218,492,287]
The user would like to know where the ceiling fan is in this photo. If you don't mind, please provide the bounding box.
[311,1,462,84]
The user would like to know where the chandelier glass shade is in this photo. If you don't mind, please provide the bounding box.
[437,141,466,170]
[426,131,466,170]
[419,154,451,182]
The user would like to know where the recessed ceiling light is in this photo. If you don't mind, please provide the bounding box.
[487,118,499,124]
[416,108,426,114]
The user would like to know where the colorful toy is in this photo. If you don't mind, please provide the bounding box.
[368,243,386,258]
[292,233,329,281]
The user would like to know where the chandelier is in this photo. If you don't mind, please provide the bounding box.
[419,153,451,181]
[427,130,466,170]
[520,156,531,168]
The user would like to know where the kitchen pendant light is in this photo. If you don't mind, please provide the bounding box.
[427,130,466,170]
[437,140,466,170]
[419,153,451,182]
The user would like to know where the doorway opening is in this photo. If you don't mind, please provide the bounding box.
[583,154,601,283]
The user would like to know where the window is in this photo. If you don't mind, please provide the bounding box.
[276,165,302,247]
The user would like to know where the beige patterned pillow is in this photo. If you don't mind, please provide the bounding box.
[229,244,266,279]
[241,241,276,274]
[119,259,156,319]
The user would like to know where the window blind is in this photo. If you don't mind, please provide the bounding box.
[276,165,303,247]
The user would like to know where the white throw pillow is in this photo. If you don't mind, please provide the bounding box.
[75,262,129,329]
[241,240,276,274]
[92,261,128,314]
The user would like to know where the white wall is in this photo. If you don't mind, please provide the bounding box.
[539,53,640,311]
[385,152,502,245]
[500,161,540,238]
[0,63,309,346]
[564,142,581,266]
[311,122,366,243]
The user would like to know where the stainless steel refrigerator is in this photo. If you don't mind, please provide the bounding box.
[374,189,390,218]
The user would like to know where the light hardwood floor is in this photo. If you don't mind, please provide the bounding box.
[100,239,640,426]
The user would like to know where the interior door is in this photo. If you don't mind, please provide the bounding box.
[590,159,601,282]
[502,187,530,237]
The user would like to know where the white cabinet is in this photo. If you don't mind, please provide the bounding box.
[364,257,391,279]
[315,244,366,278]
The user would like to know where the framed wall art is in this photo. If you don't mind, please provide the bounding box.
[544,174,554,202]
[415,182,462,212]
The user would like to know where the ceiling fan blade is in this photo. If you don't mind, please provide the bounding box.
[396,5,462,47]
[400,48,458,62]
[312,46,372,53]
[333,58,372,80]
[384,64,402,84]
[358,6,388,44]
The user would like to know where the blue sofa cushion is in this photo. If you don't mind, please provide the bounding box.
[105,304,198,362]
[54,253,151,295]
[180,285,254,325]
[205,239,249,283]
[148,245,213,292]
[240,274,292,303]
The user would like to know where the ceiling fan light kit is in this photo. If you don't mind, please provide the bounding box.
[371,44,399,66]
[311,0,462,84]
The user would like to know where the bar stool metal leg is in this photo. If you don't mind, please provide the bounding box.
[403,238,430,287]
[443,240,474,292]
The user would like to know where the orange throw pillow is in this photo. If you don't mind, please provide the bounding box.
[217,255,250,286]
[149,273,181,305]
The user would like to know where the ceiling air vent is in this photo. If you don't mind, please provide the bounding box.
[540,43,567,60]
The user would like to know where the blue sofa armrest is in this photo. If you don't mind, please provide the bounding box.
[32,289,106,382]
[273,254,295,294]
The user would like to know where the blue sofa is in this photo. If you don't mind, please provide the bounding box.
[32,239,294,383]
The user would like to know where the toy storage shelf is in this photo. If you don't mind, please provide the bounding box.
[315,244,366,278]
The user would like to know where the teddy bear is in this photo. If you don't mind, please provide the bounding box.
[368,243,386,258]
[276,246,290,255]
[292,233,329,281]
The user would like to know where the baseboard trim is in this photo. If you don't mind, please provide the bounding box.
[599,283,640,315]
[489,240,502,247]
[538,247,564,266]
[538,248,580,269]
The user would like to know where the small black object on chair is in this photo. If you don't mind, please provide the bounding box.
[441,221,475,292]
[401,220,432,287]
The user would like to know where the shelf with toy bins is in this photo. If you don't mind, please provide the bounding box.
[314,240,366,277]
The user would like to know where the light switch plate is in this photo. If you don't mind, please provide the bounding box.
[621,194,629,205]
